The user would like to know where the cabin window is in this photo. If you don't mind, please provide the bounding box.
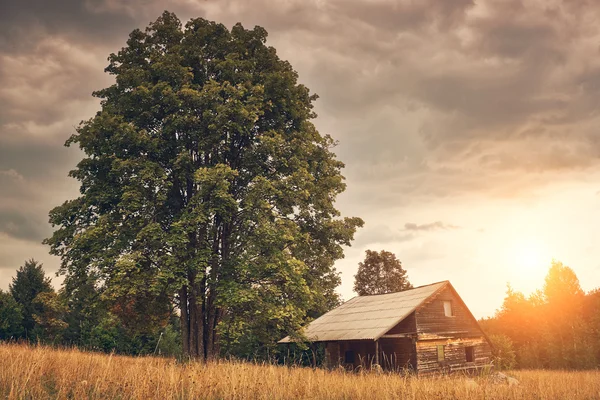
[443,300,453,317]
[344,350,355,364]
[465,346,475,362]
[437,345,445,361]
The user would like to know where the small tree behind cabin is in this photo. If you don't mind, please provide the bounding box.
[44,11,363,361]
[354,250,412,296]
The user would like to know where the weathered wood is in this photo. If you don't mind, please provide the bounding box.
[324,342,340,369]
[306,282,492,375]
[415,286,484,337]
[381,333,415,338]
[387,311,417,334]
[412,285,492,374]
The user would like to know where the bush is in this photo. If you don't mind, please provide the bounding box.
[489,334,516,370]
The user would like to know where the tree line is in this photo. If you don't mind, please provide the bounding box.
[0,248,410,362]
[0,259,182,356]
[481,260,600,369]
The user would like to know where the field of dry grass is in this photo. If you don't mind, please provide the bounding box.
[1,343,599,399]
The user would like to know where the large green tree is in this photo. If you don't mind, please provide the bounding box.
[45,12,362,359]
[354,250,412,295]
[9,259,53,337]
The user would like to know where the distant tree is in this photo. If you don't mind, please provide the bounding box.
[488,333,516,370]
[0,290,23,339]
[354,250,412,296]
[44,11,363,360]
[32,291,68,342]
[9,259,53,337]
[543,260,584,308]
[60,276,104,347]
[481,260,599,369]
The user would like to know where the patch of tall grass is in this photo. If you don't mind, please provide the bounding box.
[0,342,598,399]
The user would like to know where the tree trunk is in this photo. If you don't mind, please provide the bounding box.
[179,286,189,358]
[205,289,216,359]
[180,281,206,360]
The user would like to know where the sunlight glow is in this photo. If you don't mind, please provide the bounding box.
[510,238,551,285]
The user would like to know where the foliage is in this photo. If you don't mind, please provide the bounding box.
[0,290,23,339]
[44,11,362,359]
[481,260,600,369]
[488,334,516,370]
[156,324,183,358]
[9,259,53,338]
[60,276,104,347]
[32,291,68,343]
[354,250,412,296]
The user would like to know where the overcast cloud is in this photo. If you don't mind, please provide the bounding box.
[2,0,600,317]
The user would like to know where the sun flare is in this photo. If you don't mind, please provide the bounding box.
[511,239,551,280]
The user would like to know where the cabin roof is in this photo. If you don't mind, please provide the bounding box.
[278,281,448,343]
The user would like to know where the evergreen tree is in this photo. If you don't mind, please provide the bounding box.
[9,259,53,337]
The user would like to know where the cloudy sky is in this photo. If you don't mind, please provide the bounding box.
[2,0,600,317]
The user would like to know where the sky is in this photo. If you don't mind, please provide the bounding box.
[1,0,600,318]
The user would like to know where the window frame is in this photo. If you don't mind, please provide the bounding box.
[443,300,454,317]
[465,346,475,363]
[437,345,445,362]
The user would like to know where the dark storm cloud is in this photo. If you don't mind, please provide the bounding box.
[0,0,136,53]
[334,0,474,32]
[0,141,80,180]
[2,0,600,251]
[0,209,48,242]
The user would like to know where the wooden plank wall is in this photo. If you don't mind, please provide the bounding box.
[386,311,416,334]
[416,338,492,374]
[337,340,376,370]
[415,286,483,338]
[379,338,415,371]
[414,286,492,374]
[326,339,415,371]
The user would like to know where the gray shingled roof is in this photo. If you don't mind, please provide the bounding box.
[279,281,448,343]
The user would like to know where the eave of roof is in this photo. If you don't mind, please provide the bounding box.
[278,281,449,343]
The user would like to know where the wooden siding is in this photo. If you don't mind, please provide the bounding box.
[337,340,376,370]
[325,339,415,371]
[379,338,415,371]
[386,311,417,335]
[413,286,492,374]
[320,282,493,374]
[416,338,492,374]
[415,286,483,339]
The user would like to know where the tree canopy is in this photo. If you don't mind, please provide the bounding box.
[0,290,23,339]
[45,11,363,359]
[354,250,412,296]
[9,259,53,337]
[481,260,598,369]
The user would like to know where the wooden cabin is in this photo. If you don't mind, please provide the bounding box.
[279,281,493,375]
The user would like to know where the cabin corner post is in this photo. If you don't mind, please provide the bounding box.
[375,339,380,366]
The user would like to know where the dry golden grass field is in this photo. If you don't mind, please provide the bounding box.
[1,343,599,399]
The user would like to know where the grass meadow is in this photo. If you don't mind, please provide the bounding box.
[0,343,599,399]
